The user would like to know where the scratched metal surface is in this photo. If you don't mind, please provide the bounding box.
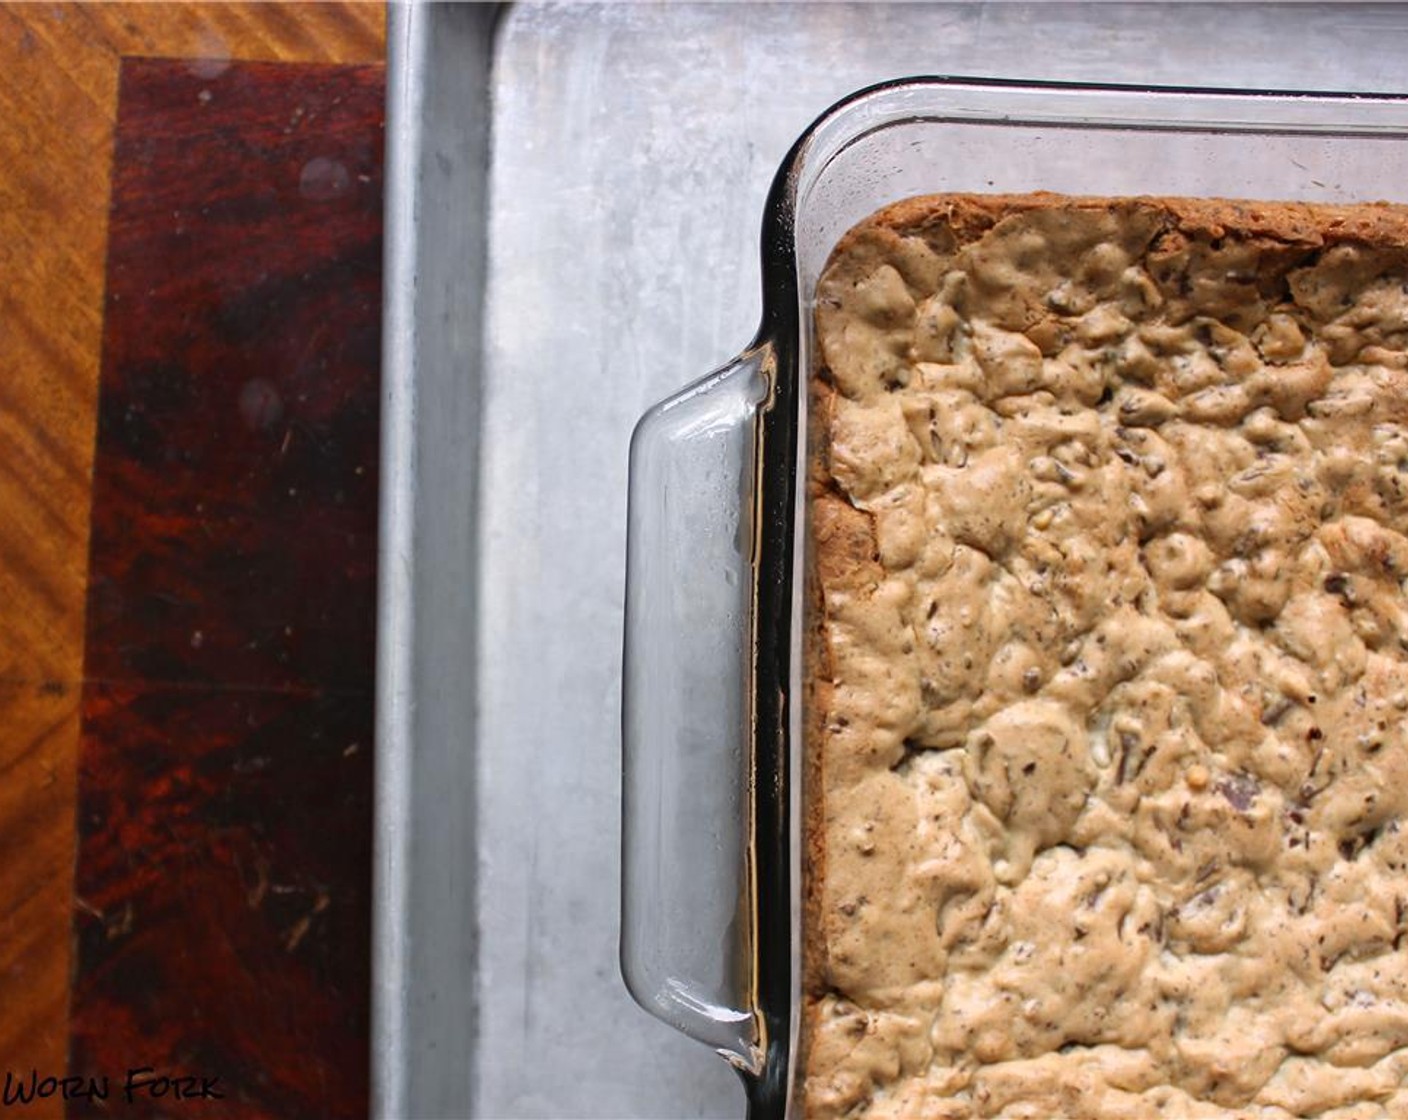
[387,4,1408,1118]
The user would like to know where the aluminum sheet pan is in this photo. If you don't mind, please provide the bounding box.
[378,5,1408,1118]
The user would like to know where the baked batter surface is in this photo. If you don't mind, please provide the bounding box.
[804,195,1408,1118]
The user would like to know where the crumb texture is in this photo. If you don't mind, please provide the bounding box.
[804,194,1408,1118]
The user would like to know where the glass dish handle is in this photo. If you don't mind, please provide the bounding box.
[622,346,771,1073]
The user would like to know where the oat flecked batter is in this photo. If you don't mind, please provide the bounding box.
[804,195,1408,1118]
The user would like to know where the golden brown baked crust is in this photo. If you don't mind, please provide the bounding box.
[803,193,1408,1118]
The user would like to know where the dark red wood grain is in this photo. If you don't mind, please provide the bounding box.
[71,58,384,1118]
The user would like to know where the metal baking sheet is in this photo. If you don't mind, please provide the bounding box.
[377,5,1408,1118]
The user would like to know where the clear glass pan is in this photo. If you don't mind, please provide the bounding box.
[623,77,1408,1119]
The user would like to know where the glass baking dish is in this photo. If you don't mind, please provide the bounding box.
[621,78,1408,1119]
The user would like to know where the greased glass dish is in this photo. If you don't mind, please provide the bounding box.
[622,78,1408,1120]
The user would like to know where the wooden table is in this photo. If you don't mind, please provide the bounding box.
[0,6,384,1115]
